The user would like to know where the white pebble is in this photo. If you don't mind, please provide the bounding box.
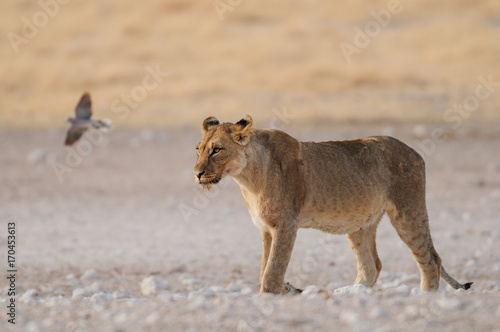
[173,293,187,301]
[178,273,192,281]
[334,284,371,295]
[41,284,54,293]
[209,285,224,293]
[112,291,131,299]
[145,312,161,325]
[437,297,463,311]
[339,311,360,324]
[369,307,389,319]
[182,278,201,288]
[90,292,112,304]
[227,282,241,292]
[301,285,320,295]
[157,292,174,302]
[88,282,102,293]
[27,148,50,165]
[410,288,422,296]
[381,280,402,289]
[25,321,41,332]
[386,284,412,295]
[19,289,38,304]
[67,279,81,287]
[81,269,98,281]
[405,305,420,317]
[72,288,91,300]
[241,287,253,295]
[140,276,165,296]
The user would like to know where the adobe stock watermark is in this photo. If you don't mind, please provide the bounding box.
[7,0,71,54]
[110,64,170,120]
[339,0,405,64]
[50,64,169,183]
[417,74,499,157]
[267,106,296,130]
[213,0,245,21]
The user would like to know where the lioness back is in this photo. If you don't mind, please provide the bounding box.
[298,136,425,234]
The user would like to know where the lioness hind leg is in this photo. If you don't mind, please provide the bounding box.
[387,204,441,291]
[347,215,383,287]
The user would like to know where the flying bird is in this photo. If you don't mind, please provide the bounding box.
[65,92,111,146]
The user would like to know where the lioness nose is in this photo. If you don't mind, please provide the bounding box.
[195,171,205,179]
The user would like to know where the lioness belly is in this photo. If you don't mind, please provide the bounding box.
[298,211,382,235]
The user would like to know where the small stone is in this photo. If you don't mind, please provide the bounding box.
[301,285,320,295]
[209,285,224,293]
[140,276,165,296]
[27,148,50,165]
[157,292,174,302]
[178,273,192,281]
[41,284,54,293]
[334,284,370,294]
[410,288,422,296]
[19,289,38,304]
[369,307,389,319]
[405,305,420,317]
[72,288,91,300]
[90,292,112,304]
[25,321,41,332]
[437,297,463,311]
[241,287,253,295]
[173,293,187,301]
[112,291,131,299]
[145,312,161,325]
[386,284,411,295]
[227,282,241,292]
[340,310,360,324]
[68,279,81,287]
[87,282,102,293]
[81,269,98,281]
[200,288,216,298]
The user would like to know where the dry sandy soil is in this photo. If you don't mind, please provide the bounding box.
[1,121,500,331]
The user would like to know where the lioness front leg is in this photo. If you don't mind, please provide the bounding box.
[260,223,298,294]
[259,231,272,285]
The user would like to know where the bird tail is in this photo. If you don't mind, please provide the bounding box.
[94,119,111,132]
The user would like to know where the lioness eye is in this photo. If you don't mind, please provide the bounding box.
[212,147,222,155]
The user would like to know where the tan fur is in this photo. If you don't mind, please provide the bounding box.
[194,115,472,294]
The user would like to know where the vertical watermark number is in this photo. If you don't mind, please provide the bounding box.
[6,221,17,324]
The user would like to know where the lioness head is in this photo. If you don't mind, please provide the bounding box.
[194,115,253,189]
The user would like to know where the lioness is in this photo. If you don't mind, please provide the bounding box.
[194,115,472,294]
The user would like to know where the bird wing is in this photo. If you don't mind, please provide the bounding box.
[64,125,88,146]
[75,92,92,119]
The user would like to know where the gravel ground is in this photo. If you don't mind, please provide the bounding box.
[1,122,499,331]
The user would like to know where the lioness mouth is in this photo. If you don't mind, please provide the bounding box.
[198,177,221,188]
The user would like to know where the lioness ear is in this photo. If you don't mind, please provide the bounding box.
[231,115,253,146]
[201,116,220,134]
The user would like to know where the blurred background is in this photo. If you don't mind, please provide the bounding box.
[1,0,499,128]
[1,2,500,330]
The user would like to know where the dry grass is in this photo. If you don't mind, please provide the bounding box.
[1,0,499,128]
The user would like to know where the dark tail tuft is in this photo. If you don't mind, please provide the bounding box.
[461,282,473,290]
